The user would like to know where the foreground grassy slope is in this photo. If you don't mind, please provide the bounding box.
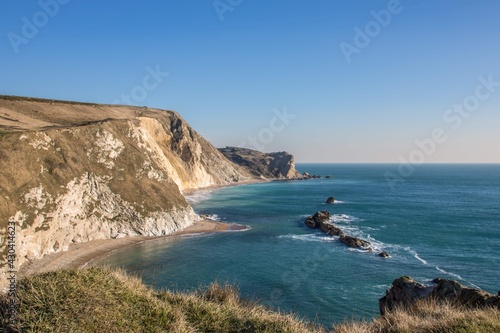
[1,268,320,333]
[2,268,499,333]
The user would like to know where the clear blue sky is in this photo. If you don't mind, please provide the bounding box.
[2,0,500,162]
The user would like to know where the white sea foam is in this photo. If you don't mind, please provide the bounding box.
[324,200,345,204]
[434,266,481,289]
[346,247,371,253]
[330,214,359,223]
[278,234,336,243]
[185,190,213,204]
[394,247,482,289]
[202,214,221,221]
[435,266,463,281]
[402,247,428,265]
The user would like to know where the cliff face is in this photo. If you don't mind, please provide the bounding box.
[0,96,256,285]
[219,147,302,179]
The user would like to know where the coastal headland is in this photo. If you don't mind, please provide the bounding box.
[0,95,304,287]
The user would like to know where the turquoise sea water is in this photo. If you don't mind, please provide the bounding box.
[98,164,500,325]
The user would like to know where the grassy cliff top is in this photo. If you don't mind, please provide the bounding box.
[0,95,178,133]
[1,268,499,332]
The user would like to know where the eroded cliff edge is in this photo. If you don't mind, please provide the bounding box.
[0,96,300,287]
[219,147,302,179]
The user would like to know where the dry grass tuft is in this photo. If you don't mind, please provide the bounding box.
[334,298,500,333]
[1,268,321,333]
[2,268,499,332]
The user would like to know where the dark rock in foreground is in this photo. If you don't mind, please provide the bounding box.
[380,276,500,315]
[378,251,390,258]
[432,278,500,308]
[326,197,335,204]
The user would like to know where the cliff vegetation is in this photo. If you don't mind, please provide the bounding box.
[2,268,499,333]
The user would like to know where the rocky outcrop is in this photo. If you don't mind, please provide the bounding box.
[339,235,371,250]
[301,172,321,179]
[326,197,335,204]
[379,276,500,315]
[304,211,372,250]
[0,95,273,289]
[219,147,302,179]
[432,278,500,308]
[304,211,343,236]
[379,276,433,315]
[304,211,331,229]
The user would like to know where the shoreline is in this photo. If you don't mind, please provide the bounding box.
[18,220,249,278]
[181,178,269,196]
[18,178,270,279]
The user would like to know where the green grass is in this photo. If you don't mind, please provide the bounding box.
[2,268,499,332]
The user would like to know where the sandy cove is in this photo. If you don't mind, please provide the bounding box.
[181,178,269,195]
[19,179,266,278]
[18,220,248,278]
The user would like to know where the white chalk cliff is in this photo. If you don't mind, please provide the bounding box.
[0,96,301,289]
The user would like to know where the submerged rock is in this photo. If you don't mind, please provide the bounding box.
[378,251,390,258]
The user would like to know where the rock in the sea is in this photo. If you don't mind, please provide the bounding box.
[378,251,389,258]
[304,211,331,229]
[322,223,344,237]
[326,197,335,204]
[304,211,372,247]
[379,276,500,316]
[301,172,322,180]
[325,175,333,178]
[339,234,371,250]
